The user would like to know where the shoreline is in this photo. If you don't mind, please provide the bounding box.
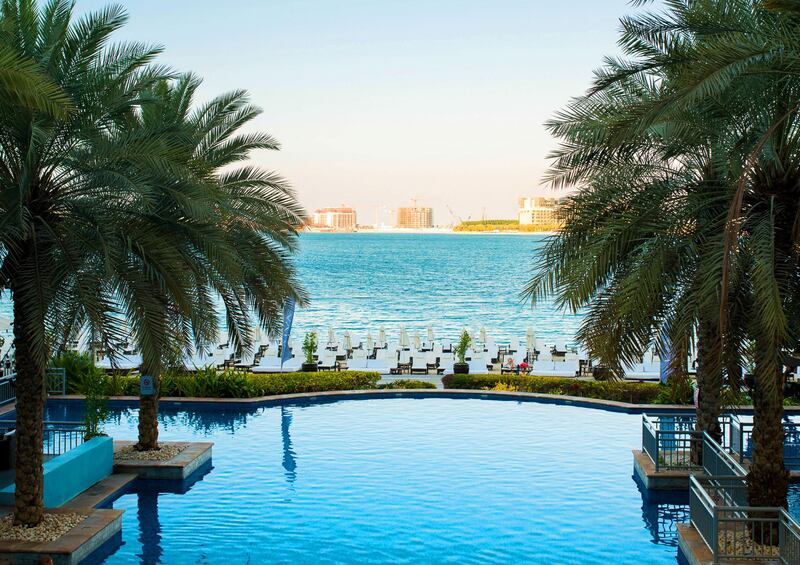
[303,228,557,236]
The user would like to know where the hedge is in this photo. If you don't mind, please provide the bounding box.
[376,379,437,390]
[101,370,383,398]
[441,374,688,404]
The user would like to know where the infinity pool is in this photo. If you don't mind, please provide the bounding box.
[42,396,776,564]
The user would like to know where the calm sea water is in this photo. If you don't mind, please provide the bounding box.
[292,233,581,343]
[0,233,583,345]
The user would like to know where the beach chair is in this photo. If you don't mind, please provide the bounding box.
[468,357,489,374]
[251,355,283,373]
[346,358,368,370]
[97,352,142,371]
[410,355,428,374]
[366,357,392,374]
[317,353,337,371]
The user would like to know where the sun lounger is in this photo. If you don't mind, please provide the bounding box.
[410,355,428,374]
[366,358,392,374]
[97,353,142,371]
[467,358,489,374]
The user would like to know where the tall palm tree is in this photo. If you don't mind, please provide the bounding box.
[94,75,306,450]
[0,0,176,525]
[530,0,800,511]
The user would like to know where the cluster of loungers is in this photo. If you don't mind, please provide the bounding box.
[92,335,663,380]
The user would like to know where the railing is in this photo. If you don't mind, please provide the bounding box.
[0,374,14,405]
[642,413,700,472]
[731,417,800,470]
[779,511,800,565]
[0,419,86,456]
[642,414,734,472]
[45,368,66,396]
[42,421,85,455]
[702,432,748,478]
[687,439,800,563]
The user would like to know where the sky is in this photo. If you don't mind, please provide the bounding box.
[77,0,635,224]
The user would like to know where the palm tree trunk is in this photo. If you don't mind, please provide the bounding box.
[136,371,159,450]
[747,363,789,510]
[692,318,723,464]
[11,282,46,526]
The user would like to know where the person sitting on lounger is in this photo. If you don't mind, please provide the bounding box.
[504,356,515,374]
[518,360,529,375]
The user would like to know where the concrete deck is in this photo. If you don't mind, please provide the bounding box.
[113,441,212,480]
[0,507,122,565]
[632,449,693,490]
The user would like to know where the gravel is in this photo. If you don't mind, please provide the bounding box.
[115,443,187,461]
[0,512,86,543]
[718,530,779,557]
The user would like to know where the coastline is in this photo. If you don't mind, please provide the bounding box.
[303,227,557,236]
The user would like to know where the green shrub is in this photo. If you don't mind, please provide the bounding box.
[82,369,109,439]
[376,379,437,389]
[441,374,677,404]
[52,351,105,394]
[93,370,382,398]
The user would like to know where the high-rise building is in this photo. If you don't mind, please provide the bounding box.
[517,197,562,230]
[312,207,357,231]
[396,206,433,228]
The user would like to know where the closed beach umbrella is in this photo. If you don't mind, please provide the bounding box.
[412,331,421,349]
[379,326,386,345]
[328,326,336,347]
[343,331,352,352]
[427,325,434,343]
[366,331,374,351]
[479,326,487,346]
[399,327,410,349]
[526,327,536,351]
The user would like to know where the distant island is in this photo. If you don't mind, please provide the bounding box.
[453,219,560,233]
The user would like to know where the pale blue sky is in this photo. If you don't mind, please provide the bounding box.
[77,0,635,223]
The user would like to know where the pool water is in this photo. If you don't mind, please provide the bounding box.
[43,398,797,564]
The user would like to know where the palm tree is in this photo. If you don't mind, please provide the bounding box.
[102,75,306,450]
[0,0,176,525]
[524,59,739,451]
[530,0,800,511]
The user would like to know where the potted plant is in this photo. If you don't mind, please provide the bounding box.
[453,330,471,374]
[302,332,318,372]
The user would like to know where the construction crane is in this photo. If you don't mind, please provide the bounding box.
[445,204,463,225]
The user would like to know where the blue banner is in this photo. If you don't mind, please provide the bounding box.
[659,336,672,385]
[281,298,296,366]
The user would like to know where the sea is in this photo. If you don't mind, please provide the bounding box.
[0,232,584,347]
[291,232,582,344]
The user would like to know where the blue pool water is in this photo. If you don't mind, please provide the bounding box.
[41,396,776,565]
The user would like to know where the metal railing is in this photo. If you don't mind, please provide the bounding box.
[0,374,14,405]
[0,419,86,456]
[642,414,734,472]
[731,417,800,470]
[45,368,66,396]
[688,443,800,563]
[702,432,748,478]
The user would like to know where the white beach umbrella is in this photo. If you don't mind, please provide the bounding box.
[343,331,352,352]
[366,331,374,351]
[399,327,410,349]
[379,326,386,345]
[479,327,487,346]
[253,325,262,344]
[327,326,336,347]
[412,331,421,350]
[427,325,435,343]
[526,327,536,351]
